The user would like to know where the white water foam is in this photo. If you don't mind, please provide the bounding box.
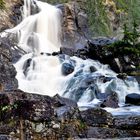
[2,0,62,54]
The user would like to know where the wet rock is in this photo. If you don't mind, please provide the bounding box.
[75,48,88,60]
[53,94,80,121]
[86,39,122,73]
[0,135,9,140]
[89,66,97,73]
[60,47,75,56]
[125,93,140,105]
[1,90,140,139]
[61,62,74,76]
[14,99,54,122]
[0,37,18,90]
[81,108,113,127]
[0,90,87,139]
[88,38,116,47]
[84,39,139,74]
[0,90,55,122]
[55,106,81,122]
[63,74,99,102]
[96,92,110,100]
[114,115,140,129]
[52,51,60,56]
[99,92,119,108]
[102,76,115,83]
[53,94,77,107]
[117,73,127,80]
[135,76,140,84]
[86,127,130,139]
[23,58,32,76]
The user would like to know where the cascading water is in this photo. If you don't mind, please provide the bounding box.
[1,0,140,115]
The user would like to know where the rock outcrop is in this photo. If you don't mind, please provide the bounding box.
[0,37,18,90]
[125,93,140,105]
[0,0,22,32]
[61,37,140,79]
[0,91,140,139]
[58,1,88,50]
[0,90,86,139]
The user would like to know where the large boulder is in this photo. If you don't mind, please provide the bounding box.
[114,115,140,129]
[86,127,130,139]
[0,90,87,139]
[61,62,74,76]
[81,108,113,127]
[0,37,18,90]
[97,92,119,108]
[125,93,140,105]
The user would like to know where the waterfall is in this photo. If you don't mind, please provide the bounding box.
[12,0,63,96]
[4,0,62,54]
[1,0,140,115]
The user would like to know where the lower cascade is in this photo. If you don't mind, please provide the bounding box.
[2,0,140,116]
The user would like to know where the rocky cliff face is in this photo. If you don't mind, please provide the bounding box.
[0,0,22,32]
[0,37,18,90]
[58,1,89,50]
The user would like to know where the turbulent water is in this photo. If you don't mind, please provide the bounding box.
[2,0,140,115]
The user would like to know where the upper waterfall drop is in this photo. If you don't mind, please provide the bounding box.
[22,0,32,18]
[12,0,64,96]
[4,0,62,54]
[35,1,62,53]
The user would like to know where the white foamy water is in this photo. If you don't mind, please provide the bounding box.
[1,0,140,115]
[2,0,62,54]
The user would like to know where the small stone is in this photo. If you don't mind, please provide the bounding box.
[61,63,74,76]
[89,66,97,72]
[117,73,127,80]
[35,123,44,133]
[10,132,15,135]
[53,123,60,129]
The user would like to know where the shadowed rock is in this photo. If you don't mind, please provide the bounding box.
[125,93,140,105]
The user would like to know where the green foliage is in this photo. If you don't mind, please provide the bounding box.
[42,0,69,4]
[0,0,5,9]
[0,103,18,112]
[116,0,140,28]
[108,22,140,57]
[85,0,140,37]
[85,0,111,36]
[123,22,140,46]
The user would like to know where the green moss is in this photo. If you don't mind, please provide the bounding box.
[0,0,5,9]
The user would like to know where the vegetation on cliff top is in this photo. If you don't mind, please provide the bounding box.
[46,0,140,37]
[0,0,5,9]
